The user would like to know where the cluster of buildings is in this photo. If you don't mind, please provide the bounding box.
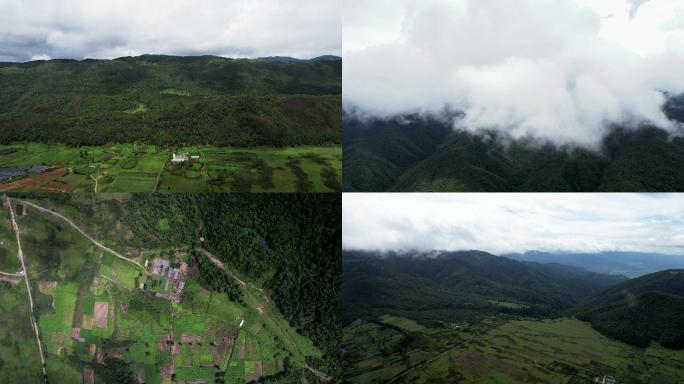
[141,257,194,303]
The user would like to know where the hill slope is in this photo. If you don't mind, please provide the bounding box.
[575,269,684,349]
[343,250,627,323]
[0,55,341,146]
[343,113,684,192]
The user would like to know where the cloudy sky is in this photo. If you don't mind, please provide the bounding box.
[343,193,684,255]
[344,0,684,148]
[0,0,340,62]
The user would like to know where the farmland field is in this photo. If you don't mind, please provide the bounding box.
[343,315,684,384]
[0,143,341,192]
[0,194,337,383]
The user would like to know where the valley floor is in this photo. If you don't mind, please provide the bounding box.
[343,315,684,384]
[0,143,342,193]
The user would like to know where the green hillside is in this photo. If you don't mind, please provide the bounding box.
[343,250,626,323]
[0,55,341,146]
[576,269,684,349]
[343,114,684,192]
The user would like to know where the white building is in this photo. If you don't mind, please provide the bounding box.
[171,153,188,163]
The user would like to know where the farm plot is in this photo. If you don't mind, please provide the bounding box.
[0,143,341,192]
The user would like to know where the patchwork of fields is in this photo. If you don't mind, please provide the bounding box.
[343,315,684,384]
[0,198,322,383]
[0,144,341,193]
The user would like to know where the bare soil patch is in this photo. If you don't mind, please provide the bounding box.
[0,275,20,285]
[93,301,109,328]
[0,168,66,192]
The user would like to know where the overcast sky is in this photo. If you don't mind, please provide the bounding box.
[0,0,340,62]
[344,0,684,148]
[343,193,684,255]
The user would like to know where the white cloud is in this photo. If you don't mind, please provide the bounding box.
[0,0,341,62]
[343,193,684,255]
[343,0,684,148]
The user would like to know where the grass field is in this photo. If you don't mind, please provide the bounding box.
[344,316,684,384]
[0,143,341,192]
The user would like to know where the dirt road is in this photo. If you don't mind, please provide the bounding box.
[13,199,145,272]
[5,195,48,380]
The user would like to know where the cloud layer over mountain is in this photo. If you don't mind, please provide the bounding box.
[344,0,684,147]
[343,193,684,255]
[0,0,340,62]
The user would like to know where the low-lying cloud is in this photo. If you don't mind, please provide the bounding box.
[343,193,684,255]
[344,0,684,148]
[0,0,341,62]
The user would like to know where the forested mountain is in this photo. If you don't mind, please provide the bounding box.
[343,108,684,192]
[0,55,341,146]
[343,250,626,323]
[507,251,684,277]
[575,269,684,349]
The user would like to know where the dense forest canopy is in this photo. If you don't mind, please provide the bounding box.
[0,55,341,146]
[343,97,684,192]
[575,269,684,349]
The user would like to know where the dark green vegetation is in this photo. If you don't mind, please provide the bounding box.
[343,113,684,192]
[0,144,341,192]
[0,55,341,147]
[343,251,684,383]
[1,193,340,383]
[119,193,342,377]
[576,270,684,349]
[343,250,626,323]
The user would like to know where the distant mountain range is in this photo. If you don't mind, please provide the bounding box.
[343,250,684,349]
[506,251,684,278]
[343,97,684,192]
[0,54,341,146]
[257,55,341,63]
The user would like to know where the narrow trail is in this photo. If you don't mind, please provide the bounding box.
[387,339,472,383]
[5,195,48,381]
[12,199,145,272]
[304,364,333,382]
[0,270,24,277]
[89,174,99,193]
[153,159,166,192]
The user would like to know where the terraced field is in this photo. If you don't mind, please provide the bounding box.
[0,143,341,192]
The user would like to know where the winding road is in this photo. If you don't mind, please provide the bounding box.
[12,199,145,272]
[4,195,47,381]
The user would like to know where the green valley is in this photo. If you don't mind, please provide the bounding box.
[342,250,684,383]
